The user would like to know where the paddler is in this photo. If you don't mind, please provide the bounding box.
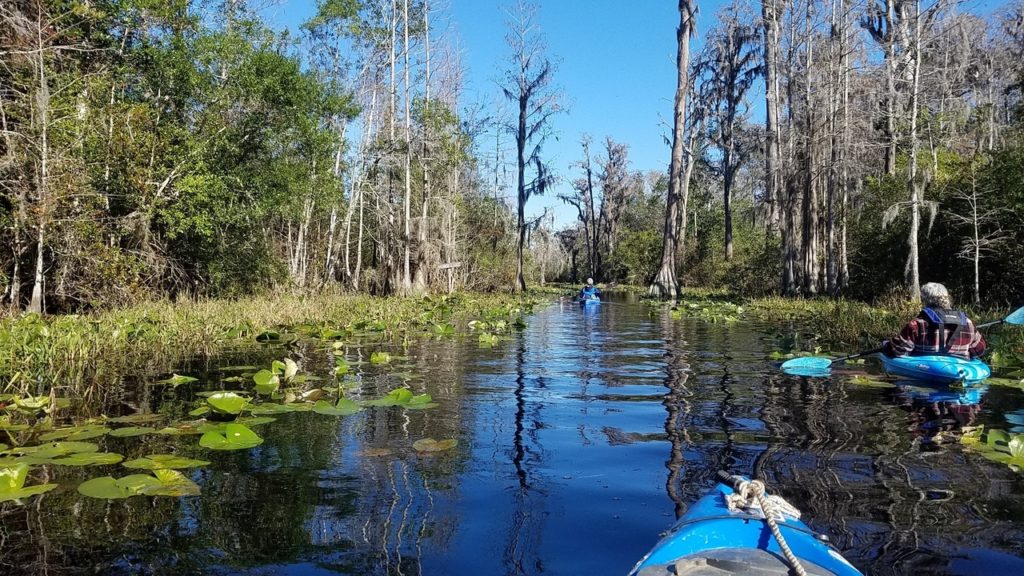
[882,282,986,360]
[579,278,601,301]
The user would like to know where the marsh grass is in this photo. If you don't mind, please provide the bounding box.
[0,291,543,398]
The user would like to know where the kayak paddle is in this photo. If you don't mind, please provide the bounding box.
[780,306,1024,377]
[977,305,1024,329]
[780,347,884,377]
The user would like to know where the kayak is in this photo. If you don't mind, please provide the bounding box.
[630,473,862,576]
[579,297,601,306]
[880,354,991,384]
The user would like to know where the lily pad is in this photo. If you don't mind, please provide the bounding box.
[106,414,164,424]
[156,374,199,386]
[122,454,211,470]
[363,388,414,407]
[313,398,363,416]
[249,403,303,415]
[253,370,280,395]
[404,394,438,410]
[109,426,159,438]
[39,425,108,442]
[412,438,458,453]
[478,333,499,347]
[78,469,200,499]
[206,392,249,415]
[48,452,124,466]
[199,423,263,451]
[334,358,350,377]
[370,351,392,364]
[0,464,57,503]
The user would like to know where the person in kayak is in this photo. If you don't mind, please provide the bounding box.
[579,278,601,301]
[883,282,986,360]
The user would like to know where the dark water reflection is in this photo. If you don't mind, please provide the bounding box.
[4,296,1024,575]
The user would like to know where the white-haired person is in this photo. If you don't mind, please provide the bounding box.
[579,277,601,301]
[882,282,986,360]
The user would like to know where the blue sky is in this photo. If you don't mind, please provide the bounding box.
[262,1,729,227]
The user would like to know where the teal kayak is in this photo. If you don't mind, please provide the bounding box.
[880,354,991,384]
[631,472,862,576]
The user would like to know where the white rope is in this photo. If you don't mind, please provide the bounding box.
[724,477,809,576]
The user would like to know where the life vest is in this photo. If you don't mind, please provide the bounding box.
[919,307,967,355]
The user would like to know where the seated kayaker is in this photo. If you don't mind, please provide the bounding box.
[579,278,600,301]
[883,282,986,360]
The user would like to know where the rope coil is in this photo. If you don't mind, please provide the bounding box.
[724,477,809,576]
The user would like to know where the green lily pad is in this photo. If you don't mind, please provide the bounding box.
[370,351,392,364]
[206,392,249,415]
[39,425,108,442]
[13,396,49,410]
[312,398,363,416]
[334,358,350,377]
[478,333,499,347]
[253,370,280,395]
[156,423,205,436]
[404,394,438,410]
[48,452,124,466]
[109,426,158,438]
[122,454,211,470]
[106,414,164,424]
[412,438,458,453]
[199,423,263,451]
[848,375,896,389]
[249,403,307,415]
[157,374,199,386]
[78,469,200,499]
[189,406,210,417]
[0,464,57,503]
[363,388,414,407]
[4,441,99,459]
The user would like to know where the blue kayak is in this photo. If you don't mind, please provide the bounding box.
[630,473,862,576]
[580,297,601,306]
[880,354,991,384]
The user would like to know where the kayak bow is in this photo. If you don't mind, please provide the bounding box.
[630,473,862,576]
[880,354,991,384]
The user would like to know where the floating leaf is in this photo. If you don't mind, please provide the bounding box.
[249,403,303,415]
[4,441,99,459]
[13,396,49,410]
[334,358,350,377]
[478,333,499,347]
[405,394,438,410]
[283,358,299,381]
[189,406,210,417]
[123,454,211,470]
[206,392,249,415]
[220,365,258,372]
[1010,435,1024,460]
[39,425,108,442]
[109,426,158,438]
[106,414,163,424]
[0,464,57,503]
[48,452,124,466]
[412,438,458,453]
[157,374,198,386]
[370,351,392,364]
[78,469,200,499]
[313,398,363,416]
[199,423,263,451]
[988,429,1010,447]
[363,388,413,407]
[252,370,280,395]
[156,423,205,436]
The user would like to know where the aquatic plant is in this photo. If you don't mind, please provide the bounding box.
[961,426,1024,471]
[78,469,201,499]
[312,398,362,416]
[412,438,458,453]
[0,464,57,503]
[199,423,263,450]
[122,454,211,470]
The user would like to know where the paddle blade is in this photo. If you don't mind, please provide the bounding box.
[1006,306,1024,326]
[780,356,833,377]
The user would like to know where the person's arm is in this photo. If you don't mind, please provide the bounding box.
[883,320,918,357]
[968,320,987,358]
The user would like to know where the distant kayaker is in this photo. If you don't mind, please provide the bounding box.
[579,278,601,301]
[883,282,986,360]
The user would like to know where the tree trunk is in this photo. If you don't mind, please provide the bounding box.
[906,0,922,300]
[762,0,783,236]
[401,0,412,291]
[800,0,818,295]
[649,1,694,300]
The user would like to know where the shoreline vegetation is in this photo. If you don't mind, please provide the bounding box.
[3,286,1020,400]
[0,291,545,399]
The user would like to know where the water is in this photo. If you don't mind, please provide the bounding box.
[5,296,1024,575]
